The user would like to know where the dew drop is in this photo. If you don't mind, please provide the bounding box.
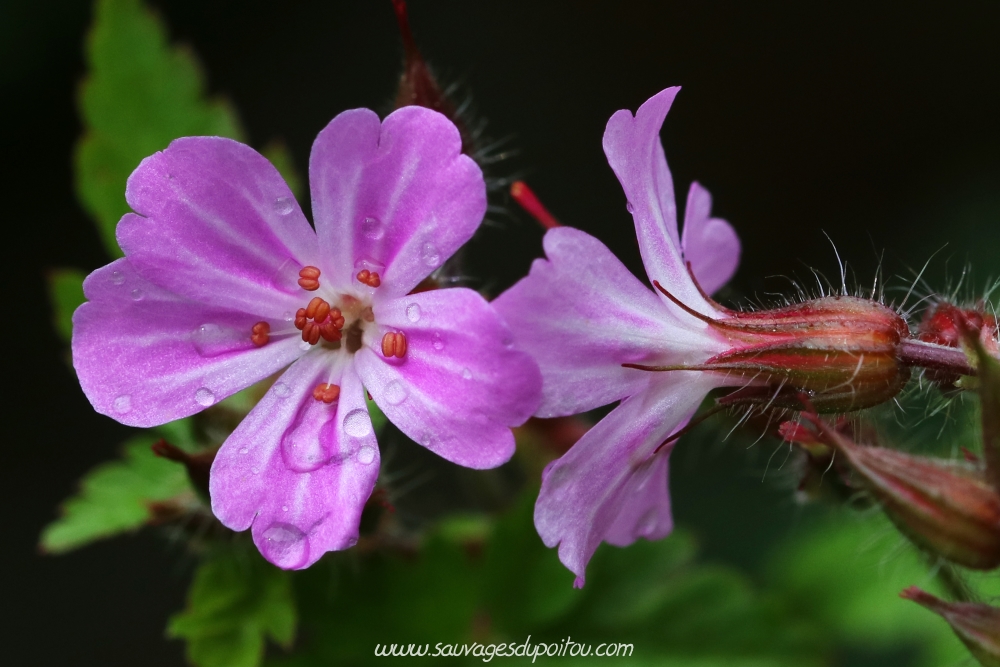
[405,303,421,323]
[343,409,372,438]
[626,201,635,214]
[110,270,125,286]
[192,323,240,357]
[361,216,384,240]
[461,368,473,380]
[357,445,376,465]
[432,332,444,351]
[272,382,292,398]
[270,257,302,293]
[282,311,293,322]
[130,288,144,301]
[353,257,386,281]
[251,467,260,474]
[195,387,216,407]
[112,394,132,414]
[260,522,307,569]
[637,509,658,537]
[274,196,294,215]
[282,505,288,512]
[382,380,408,406]
[420,241,441,267]
[298,339,312,352]
[346,537,358,548]
[239,447,249,455]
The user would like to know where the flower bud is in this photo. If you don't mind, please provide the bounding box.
[656,291,911,413]
[901,587,1000,667]
[917,302,999,387]
[806,416,1000,569]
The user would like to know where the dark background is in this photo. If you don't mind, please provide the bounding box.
[4,1,1000,664]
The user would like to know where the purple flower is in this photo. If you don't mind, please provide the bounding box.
[73,106,542,569]
[493,87,741,586]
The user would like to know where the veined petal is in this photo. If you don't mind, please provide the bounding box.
[73,259,303,427]
[309,106,486,296]
[603,87,717,317]
[210,355,380,569]
[119,136,317,316]
[493,227,726,416]
[681,181,740,295]
[355,288,541,469]
[534,373,721,586]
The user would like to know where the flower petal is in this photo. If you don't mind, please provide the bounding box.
[354,288,541,469]
[493,227,726,416]
[210,355,380,569]
[72,259,303,427]
[681,182,740,295]
[118,136,316,316]
[533,373,720,586]
[603,87,718,316]
[309,106,486,296]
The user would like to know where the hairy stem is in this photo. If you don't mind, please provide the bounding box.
[897,338,976,377]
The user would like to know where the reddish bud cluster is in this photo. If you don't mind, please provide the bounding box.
[294,297,345,345]
[381,331,408,359]
[297,265,321,291]
[250,321,270,347]
[312,383,341,404]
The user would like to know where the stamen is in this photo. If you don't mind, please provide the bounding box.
[312,383,341,404]
[381,331,408,359]
[294,308,307,330]
[302,320,321,345]
[510,181,561,229]
[305,296,325,319]
[250,321,270,347]
[357,269,381,288]
[298,266,321,291]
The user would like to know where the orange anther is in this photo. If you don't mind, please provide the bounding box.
[301,321,321,345]
[305,296,326,319]
[319,320,343,342]
[298,265,321,291]
[381,331,408,359]
[314,300,331,323]
[312,383,341,404]
[357,269,381,288]
[250,321,270,347]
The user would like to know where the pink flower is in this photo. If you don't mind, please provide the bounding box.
[73,106,541,568]
[494,87,741,586]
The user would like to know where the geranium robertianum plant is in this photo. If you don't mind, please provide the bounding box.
[47,1,1000,665]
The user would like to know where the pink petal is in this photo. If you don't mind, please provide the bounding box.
[493,227,727,417]
[118,136,317,316]
[72,259,303,427]
[309,106,486,297]
[603,87,718,317]
[681,182,740,295]
[210,355,380,569]
[533,374,721,586]
[354,288,541,469]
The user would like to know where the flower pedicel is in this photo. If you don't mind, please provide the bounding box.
[73,106,541,569]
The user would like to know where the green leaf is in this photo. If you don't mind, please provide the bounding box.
[75,0,242,257]
[46,268,86,343]
[261,141,303,201]
[170,547,296,667]
[40,434,192,553]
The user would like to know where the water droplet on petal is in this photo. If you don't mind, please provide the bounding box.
[282,505,288,512]
[420,241,441,267]
[251,467,260,474]
[273,382,292,398]
[637,509,658,537]
[113,394,132,414]
[626,201,635,214]
[405,303,421,322]
[461,368,473,380]
[346,537,358,548]
[361,216,384,240]
[432,332,444,351]
[270,257,302,293]
[274,196,294,215]
[299,339,312,352]
[130,288,144,301]
[382,380,408,406]
[192,323,242,357]
[343,409,372,438]
[195,387,216,407]
[283,311,293,322]
[239,447,249,454]
[110,270,125,286]
[357,445,376,465]
[260,522,307,569]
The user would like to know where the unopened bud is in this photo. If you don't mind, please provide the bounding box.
[805,416,1000,569]
[917,302,999,387]
[901,587,1000,667]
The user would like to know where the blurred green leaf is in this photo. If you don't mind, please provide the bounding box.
[75,0,242,257]
[170,547,296,667]
[40,434,192,553]
[46,268,86,343]
[261,141,303,201]
[767,510,969,667]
